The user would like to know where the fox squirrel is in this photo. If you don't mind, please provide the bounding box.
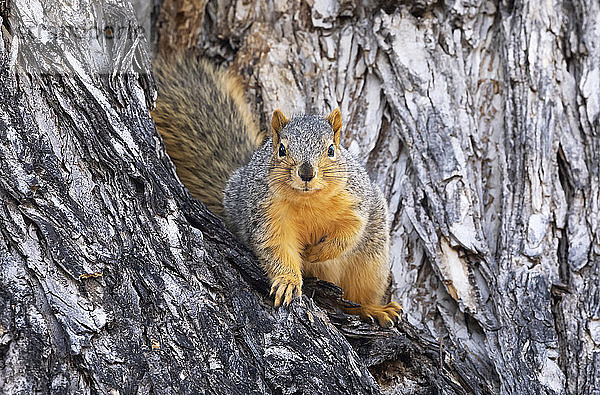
[153,54,401,327]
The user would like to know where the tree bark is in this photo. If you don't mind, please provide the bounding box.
[154,0,600,394]
[0,1,489,394]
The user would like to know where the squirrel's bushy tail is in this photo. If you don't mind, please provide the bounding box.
[153,54,265,216]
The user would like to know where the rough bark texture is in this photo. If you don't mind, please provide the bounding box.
[0,1,487,394]
[151,0,600,394]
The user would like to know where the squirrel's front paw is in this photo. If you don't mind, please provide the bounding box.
[302,236,335,263]
[270,273,303,307]
[302,244,322,263]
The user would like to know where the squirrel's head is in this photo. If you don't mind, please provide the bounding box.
[269,108,346,194]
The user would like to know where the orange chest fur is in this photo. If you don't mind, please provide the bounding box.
[267,189,363,247]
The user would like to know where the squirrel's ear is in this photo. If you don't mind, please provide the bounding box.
[326,108,342,146]
[271,109,289,145]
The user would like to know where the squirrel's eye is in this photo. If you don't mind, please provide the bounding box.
[327,144,335,157]
[278,143,286,157]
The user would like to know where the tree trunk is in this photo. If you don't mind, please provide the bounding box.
[0,1,489,394]
[154,0,600,394]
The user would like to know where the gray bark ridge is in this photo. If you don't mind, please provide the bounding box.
[0,1,479,394]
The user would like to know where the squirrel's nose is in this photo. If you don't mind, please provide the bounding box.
[298,162,315,182]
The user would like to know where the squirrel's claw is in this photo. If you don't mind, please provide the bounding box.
[379,302,403,327]
[378,301,403,327]
[346,301,403,328]
[270,274,302,307]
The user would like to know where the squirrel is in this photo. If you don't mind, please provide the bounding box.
[153,54,402,327]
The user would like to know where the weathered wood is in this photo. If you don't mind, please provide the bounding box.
[0,1,485,394]
[154,0,600,393]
